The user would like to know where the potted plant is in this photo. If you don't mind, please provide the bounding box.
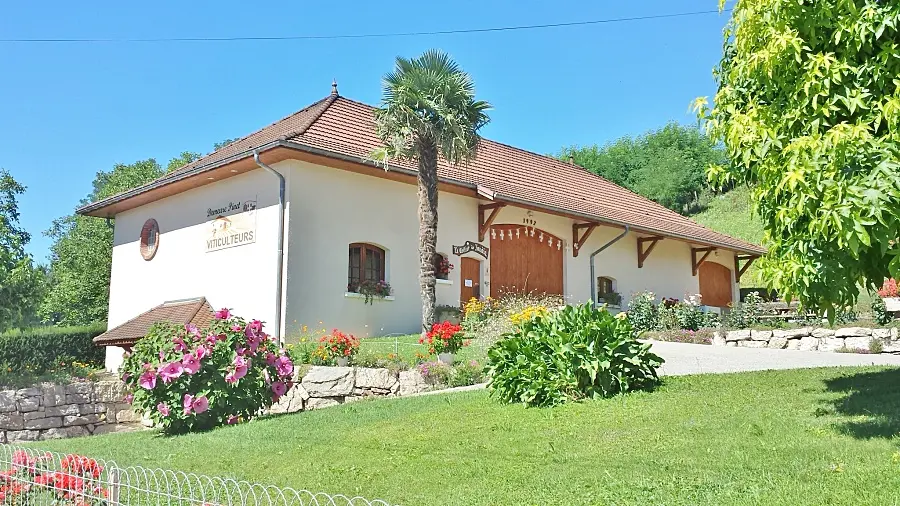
[879,279,900,312]
[600,291,623,308]
[318,329,360,366]
[356,280,393,305]
[420,321,467,364]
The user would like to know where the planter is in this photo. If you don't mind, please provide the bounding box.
[335,357,349,367]
[438,353,456,365]
[883,297,900,312]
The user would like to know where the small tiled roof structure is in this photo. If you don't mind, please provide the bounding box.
[77,90,765,255]
[93,297,215,347]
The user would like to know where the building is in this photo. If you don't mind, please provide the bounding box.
[81,85,765,371]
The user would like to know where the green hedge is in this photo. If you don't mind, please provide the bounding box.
[0,324,106,375]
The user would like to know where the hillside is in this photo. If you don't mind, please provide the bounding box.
[691,187,765,285]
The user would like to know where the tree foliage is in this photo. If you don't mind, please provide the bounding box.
[559,123,727,213]
[374,50,491,329]
[696,0,900,316]
[41,160,165,325]
[166,151,201,172]
[213,138,239,151]
[0,170,44,331]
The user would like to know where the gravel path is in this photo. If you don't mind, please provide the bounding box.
[649,340,900,376]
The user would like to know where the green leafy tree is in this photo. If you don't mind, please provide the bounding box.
[560,123,727,213]
[0,170,45,331]
[695,0,900,316]
[374,50,491,329]
[41,160,165,325]
[166,151,201,172]
[213,138,239,151]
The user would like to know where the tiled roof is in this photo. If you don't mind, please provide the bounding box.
[94,297,215,347]
[80,93,765,255]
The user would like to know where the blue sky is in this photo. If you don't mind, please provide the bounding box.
[0,1,729,261]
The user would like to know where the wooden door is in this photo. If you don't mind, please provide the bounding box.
[699,261,733,307]
[490,224,564,297]
[459,257,481,305]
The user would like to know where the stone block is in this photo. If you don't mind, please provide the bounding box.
[712,331,726,346]
[820,337,846,352]
[93,381,125,403]
[0,413,24,430]
[786,339,801,350]
[750,329,773,341]
[64,414,103,426]
[41,385,67,407]
[354,368,398,390]
[892,328,899,341]
[738,341,768,348]
[268,386,306,415]
[24,410,48,421]
[785,327,812,339]
[305,397,341,410]
[725,341,737,347]
[798,335,820,351]
[90,423,141,436]
[812,328,835,338]
[66,382,93,395]
[301,367,354,397]
[767,337,788,349]
[115,408,141,423]
[0,391,16,412]
[6,430,40,443]
[24,417,62,430]
[725,329,751,341]
[399,369,428,395]
[873,328,891,340]
[79,403,107,415]
[844,336,873,351]
[66,393,91,404]
[16,387,41,398]
[46,404,80,417]
[17,397,40,412]
[835,327,871,338]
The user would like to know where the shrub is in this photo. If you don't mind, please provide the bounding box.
[627,291,659,334]
[420,321,467,355]
[486,303,664,407]
[120,310,294,434]
[724,291,763,329]
[461,296,497,332]
[0,324,105,375]
[318,329,360,364]
[872,297,891,326]
[463,294,564,355]
[418,359,485,387]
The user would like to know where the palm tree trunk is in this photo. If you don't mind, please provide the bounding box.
[417,140,439,331]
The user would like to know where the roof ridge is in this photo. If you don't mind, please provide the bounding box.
[185,296,208,325]
[277,94,339,140]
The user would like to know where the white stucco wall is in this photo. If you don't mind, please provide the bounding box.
[104,155,741,366]
[106,168,288,370]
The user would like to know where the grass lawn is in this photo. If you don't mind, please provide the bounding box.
[357,334,484,365]
[28,367,900,506]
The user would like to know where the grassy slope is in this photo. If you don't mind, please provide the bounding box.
[30,367,900,506]
[691,187,766,286]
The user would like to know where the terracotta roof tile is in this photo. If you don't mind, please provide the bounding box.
[81,94,765,255]
[94,297,214,347]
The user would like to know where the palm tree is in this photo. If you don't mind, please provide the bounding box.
[374,50,491,331]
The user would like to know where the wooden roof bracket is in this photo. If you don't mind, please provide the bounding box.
[478,203,506,242]
[691,246,717,276]
[734,254,759,283]
[572,222,598,257]
[637,236,663,268]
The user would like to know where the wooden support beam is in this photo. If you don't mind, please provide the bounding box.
[637,236,663,268]
[478,203,506,242]
[572,222,598,257]
[734,255,759,283]
[691,247,717,276]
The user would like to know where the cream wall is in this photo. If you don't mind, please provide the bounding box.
[106,168,288,370]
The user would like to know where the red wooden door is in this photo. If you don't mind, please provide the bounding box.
[490,224,564,297]
[459,257,481,305]
[699,262,733,307]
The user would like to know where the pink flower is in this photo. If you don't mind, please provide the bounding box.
[185,324,201,338]
[183,393,194,415]
[215,308,231,320]
[262,368,272,385]
[195,346,210,360]
[182,353,201,375]
[123,393,134,404]
[274,355,294,378]
[157,402,170,417]
[159,362,184,383]
[227,415,240,425]
[205,333,218,345]
[265,352,277,366]
[192,395,209,414]
[158,351,166,361]
[231,324,243,332]
[271,381,287,399]
[226,356,249,384]
[246,335,261,355]
[172,337,188,353]
[139,371,157,390]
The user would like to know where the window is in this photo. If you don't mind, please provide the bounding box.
[596,276,621,306]
[434,253,452,280]
[348,243,386,292]
[597,277,614,296]
[140,218,160,261]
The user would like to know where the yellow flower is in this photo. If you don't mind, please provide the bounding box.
[615,312,628,321]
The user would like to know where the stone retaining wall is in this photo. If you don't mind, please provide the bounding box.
[0,378,141,443]
[716,327,900,353]
[269,366,431,415]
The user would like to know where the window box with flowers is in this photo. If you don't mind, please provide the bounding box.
[435,253,454,285]
[347,243,394,303]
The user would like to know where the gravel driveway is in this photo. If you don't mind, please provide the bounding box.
[649,340,900,376]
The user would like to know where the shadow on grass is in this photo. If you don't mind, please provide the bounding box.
[823,367,900,439]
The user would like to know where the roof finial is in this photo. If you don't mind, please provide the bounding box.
[331,79,338,96]
[568,154,575,165]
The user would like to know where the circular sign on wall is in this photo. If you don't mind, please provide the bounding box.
[140,218,160,261]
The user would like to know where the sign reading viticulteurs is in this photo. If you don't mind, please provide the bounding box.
[452,240,489,259]
[205,199,257,252]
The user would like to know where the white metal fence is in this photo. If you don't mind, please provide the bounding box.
[0,444,397,506]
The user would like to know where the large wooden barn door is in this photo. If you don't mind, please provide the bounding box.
[490,224,564,297]
[699,262,733,307]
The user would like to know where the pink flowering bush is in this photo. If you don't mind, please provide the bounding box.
[120,310,294,434]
